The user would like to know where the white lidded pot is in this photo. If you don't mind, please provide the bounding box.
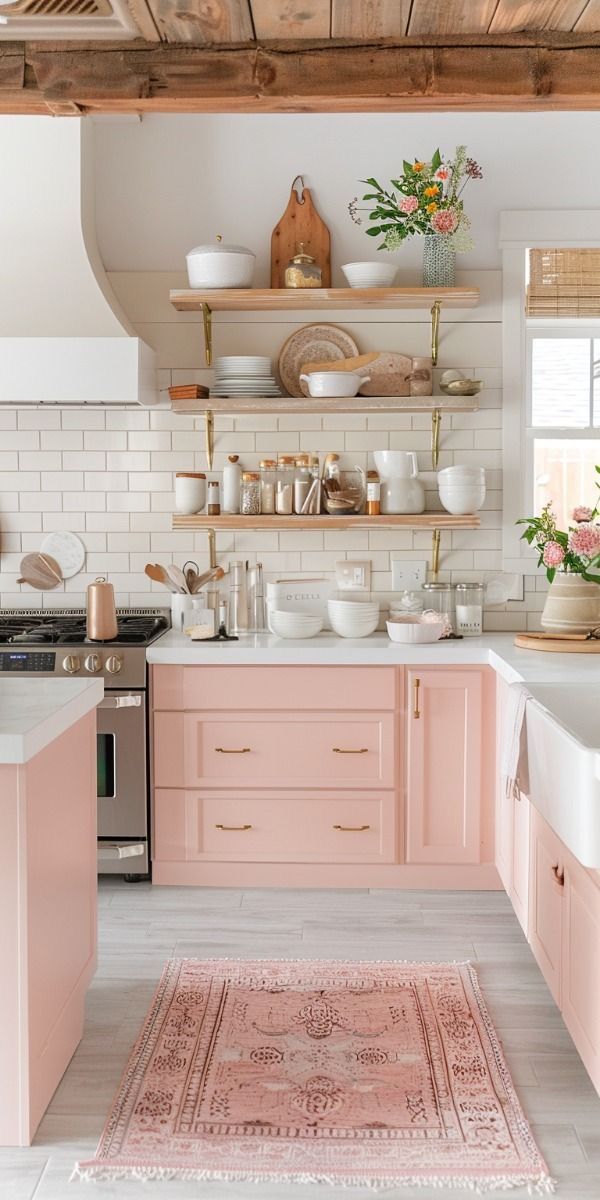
[186,236,255,289]
[373,450,425,514]
[300,371,368,398]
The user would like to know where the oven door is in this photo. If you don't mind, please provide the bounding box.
[97,690,147,840]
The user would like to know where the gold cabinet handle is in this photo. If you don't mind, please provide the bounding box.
[551,863,565,887]
[215,823,252,831]
[333,824,371,832]
[215,747,251,754]
[332,747,368,754]
[413,677,421,719]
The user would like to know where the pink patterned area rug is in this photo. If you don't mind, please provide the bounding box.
[74,958,553,1193]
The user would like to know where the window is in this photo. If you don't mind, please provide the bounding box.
[527,330,600,528]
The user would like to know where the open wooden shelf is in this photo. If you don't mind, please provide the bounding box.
[170,286,480,312]
[172,513,480,531]
[170,393,480,416]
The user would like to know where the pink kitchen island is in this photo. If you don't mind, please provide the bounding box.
[0,677,102,1146]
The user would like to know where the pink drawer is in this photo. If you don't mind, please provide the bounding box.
[154,710,395,790]
[152,665,396,712]
[154,789,397,864]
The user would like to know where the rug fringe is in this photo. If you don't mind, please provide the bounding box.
[71,1162,555,1194]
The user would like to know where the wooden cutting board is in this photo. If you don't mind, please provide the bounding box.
[271,177,331,288]
[515,632,600,653]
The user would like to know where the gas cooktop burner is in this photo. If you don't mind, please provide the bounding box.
[0,611,169,647]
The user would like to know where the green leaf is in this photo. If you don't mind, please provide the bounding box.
[365,226,381,236]
[364,177,383,191]
[546,567,556,583]
[403,160,413,175]
[431,148,442,171]
[361,193,380,201]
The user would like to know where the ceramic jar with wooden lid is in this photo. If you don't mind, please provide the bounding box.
[175,472,206,515]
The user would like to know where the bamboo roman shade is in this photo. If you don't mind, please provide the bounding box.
[527,249,600,317]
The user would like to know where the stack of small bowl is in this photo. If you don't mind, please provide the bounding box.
[341,262,397,288]
[438,465,486,515]
[268,610,323,640]
[328,598,380,639]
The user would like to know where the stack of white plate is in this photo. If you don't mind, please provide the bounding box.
[328,598,380,639]
[268,610,323,639]
[212,356,282,398]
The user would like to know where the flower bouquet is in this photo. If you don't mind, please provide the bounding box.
[517,466,600,584]
[348,146,482,253]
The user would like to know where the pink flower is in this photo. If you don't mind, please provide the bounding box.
[435,168,449,180]
[431,208,458,235]
[399,195,418,214]
[543,541,565,568]
[572,505,593,523]
[568,523,600,558]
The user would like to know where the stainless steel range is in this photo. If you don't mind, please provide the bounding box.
[0,609,170,879]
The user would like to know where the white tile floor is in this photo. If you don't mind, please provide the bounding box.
[4,881,600,1198]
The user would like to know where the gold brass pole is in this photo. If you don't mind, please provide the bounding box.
[201,302,213,366]
[431,408,441,469]
[431,528,441,580]
[207,528,217,569]
[430,300,441,366]
[204,409,214,470]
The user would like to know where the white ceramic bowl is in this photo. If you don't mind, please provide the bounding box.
[386,617,444,644]
[268,610,323,639]
[299,371,367,399]
[328,598,380,638]
[439,485,486,515]
[341,262,397,288]
[438,465,486,481]
[186,242,255,289]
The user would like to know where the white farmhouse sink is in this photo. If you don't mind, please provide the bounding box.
[525,684,600,868]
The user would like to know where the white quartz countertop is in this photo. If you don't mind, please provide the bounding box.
[0,678,104,764]
[147,630,600,687]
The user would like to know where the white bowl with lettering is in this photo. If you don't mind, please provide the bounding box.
[299,371,369,398]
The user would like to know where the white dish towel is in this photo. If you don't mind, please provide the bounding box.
[501,682,532,799]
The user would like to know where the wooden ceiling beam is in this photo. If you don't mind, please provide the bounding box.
[5,35,600,112]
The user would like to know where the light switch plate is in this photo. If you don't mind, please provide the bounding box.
[335,559,371,592]
[391,559,427,591]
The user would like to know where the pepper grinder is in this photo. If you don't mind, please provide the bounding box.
[228,560,249,635]
[248,562,266,632]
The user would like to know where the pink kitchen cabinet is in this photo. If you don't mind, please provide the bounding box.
[405,668,489,865]
[0,711,97,1145]
[529,808,564,1007]
[561,850,600,1094]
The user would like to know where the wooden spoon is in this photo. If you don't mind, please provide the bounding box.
[144,563,179,592]
[191,566,225,593]
[166,564,189,593]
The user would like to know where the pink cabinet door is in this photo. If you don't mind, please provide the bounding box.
[528,808,564,1006]
[405,668,484,865]
[511,791,530,937]
[154,711,395,790]
[495,676,513,892]
[561,851,600,1094]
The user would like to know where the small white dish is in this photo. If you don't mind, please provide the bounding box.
[386,617,444,644]
[341,262,397,288]
[299,371,368,399]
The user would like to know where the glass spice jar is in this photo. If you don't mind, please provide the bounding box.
[259,460,277,514]
[207,479,221,516]
[240,471,261,517]
[284,243,322,289]
[366,469,381,516]
[276,457,295,515]
[293,455,311,514]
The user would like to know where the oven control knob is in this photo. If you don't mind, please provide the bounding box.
[63,654,80,675]
[105,655,123,675]
[84,653,102,674]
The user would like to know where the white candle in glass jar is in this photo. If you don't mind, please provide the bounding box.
[455,604,482,636]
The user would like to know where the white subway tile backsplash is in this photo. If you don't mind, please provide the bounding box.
[63,451,106,471]
[150,452,193,471]
[0,453,18,471]
[63,491,106,511]
[128,431,171,451]
[88,512,130,532]
[2,432,39,450]
[84,431,128,451]
[108,451,151,472]
[62,409,105,430]
[17,409,60,429]
[85,471,128,491]
[129,472,173,491]
[42,430,83,450]
[0,411,17,430]
[41,471,84,491]
[105,410,149,430]
[42,512,86,531]
[107,492,151,512]
[19,492,61,512]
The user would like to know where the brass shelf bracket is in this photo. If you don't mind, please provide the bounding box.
[207,527,217,569]
[204,409,214,470]
[202,302,213,366]
[431,408,442,469]
[431,528,441,580]
[430,299,441,366]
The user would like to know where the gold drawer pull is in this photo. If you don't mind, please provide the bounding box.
[215,823,252,831]
[215,747,251,754]
[332,747,368,754]
[413,677,421,719]
[333,824,371,832]
[551,863,565,886]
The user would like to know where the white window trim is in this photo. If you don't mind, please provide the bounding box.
[500,211,600,573]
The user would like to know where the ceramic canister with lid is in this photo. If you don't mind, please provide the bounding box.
[86,576,118,642]
[223,455,242,513]
[186,237,255,288]
[175,472,206,515]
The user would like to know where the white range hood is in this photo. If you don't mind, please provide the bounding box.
[0,116,158,406]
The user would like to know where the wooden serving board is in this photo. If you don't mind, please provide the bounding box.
[271,178,331,288]
[515,632,600,653]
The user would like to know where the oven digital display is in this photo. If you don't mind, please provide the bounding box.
[0,652,56,671]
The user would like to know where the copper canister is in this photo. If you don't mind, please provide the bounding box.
[86,576,118,642]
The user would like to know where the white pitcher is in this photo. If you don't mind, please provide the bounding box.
[373,450,425,514]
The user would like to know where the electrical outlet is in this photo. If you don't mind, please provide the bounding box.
[391,559,427,591]
[335,559,371,592]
